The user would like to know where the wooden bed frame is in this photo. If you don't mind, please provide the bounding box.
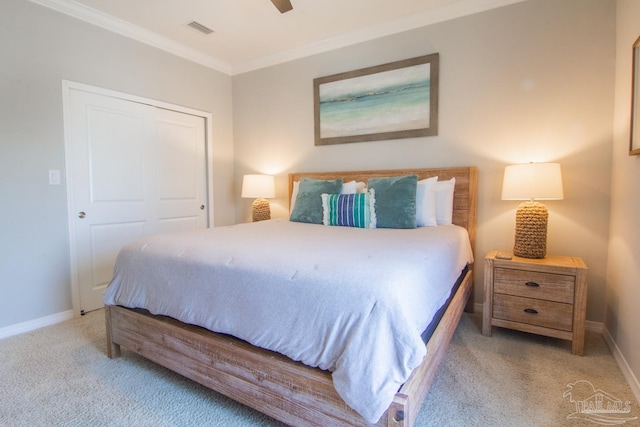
[105,166,478,427]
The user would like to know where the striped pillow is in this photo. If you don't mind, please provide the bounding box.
[321,189,376,228]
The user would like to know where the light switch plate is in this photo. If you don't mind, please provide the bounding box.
[49,169,61,185]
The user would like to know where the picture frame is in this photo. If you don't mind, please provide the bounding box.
[630,36,640,155]
[313,53,439,146]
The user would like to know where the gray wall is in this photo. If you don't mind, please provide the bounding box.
[232,0,615,322]
[0,0,235,328]
[608,0,640,400]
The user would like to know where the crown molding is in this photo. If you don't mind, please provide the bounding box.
[30,0,524,76]
[29,0,232,75]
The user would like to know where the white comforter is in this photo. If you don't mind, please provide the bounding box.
[103,219,473,423]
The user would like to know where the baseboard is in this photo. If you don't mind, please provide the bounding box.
[602,325,640,405]
[0,310,74,340]
[474,302,483,313]
[585,320,603,334]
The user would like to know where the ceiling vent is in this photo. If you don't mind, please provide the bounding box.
[187,21,214,35]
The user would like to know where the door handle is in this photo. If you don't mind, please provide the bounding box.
[78,211,86,219]
[200,205,205,210]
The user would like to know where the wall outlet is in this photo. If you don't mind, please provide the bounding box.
[49,169,61,185]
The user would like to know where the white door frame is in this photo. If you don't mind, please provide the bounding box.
[62,80,215,316]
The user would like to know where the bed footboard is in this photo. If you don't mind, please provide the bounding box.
[103,268,472,427]
[105,304,375,426]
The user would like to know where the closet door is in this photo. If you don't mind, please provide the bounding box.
[155,107,207,234]
[67,89,208,313]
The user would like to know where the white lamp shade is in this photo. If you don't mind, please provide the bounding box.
[501,163,564,201]
[241,174,275,199]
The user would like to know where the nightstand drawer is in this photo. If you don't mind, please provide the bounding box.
[494,267,574,304]
[493,294,573,331]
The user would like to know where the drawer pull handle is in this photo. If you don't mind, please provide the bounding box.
[525,281,540,287]
[524,308,538,314]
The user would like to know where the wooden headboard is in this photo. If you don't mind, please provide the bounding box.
[288,167,478,253]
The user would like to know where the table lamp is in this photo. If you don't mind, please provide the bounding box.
[242,174,276,222]
[501,163,564,258]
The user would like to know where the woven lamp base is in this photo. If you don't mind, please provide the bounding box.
[513,201,548,259]
[252,198,271,222]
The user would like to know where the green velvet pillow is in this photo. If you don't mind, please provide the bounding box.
[368,175,418,229]
[290,178,343,224]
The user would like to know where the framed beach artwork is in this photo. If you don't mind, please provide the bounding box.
[313,53,439,146]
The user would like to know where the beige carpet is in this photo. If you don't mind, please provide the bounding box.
[0,310,638,426]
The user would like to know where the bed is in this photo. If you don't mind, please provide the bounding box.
[103,166,477,427]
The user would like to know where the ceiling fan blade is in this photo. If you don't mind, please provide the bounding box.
[271,0,293,13]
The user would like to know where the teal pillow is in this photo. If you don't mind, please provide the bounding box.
[290,178,343,224]
[368,175,418,229]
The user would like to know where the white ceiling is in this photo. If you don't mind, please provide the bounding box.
[32,0,524,75]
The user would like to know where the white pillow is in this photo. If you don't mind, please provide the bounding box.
[416,176,438,227]
[435,177,456,225]
[341,180,367,194]
[290,180,299,214]
[341,180,358,194]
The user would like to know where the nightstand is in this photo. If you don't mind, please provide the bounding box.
[482,250,588,355]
